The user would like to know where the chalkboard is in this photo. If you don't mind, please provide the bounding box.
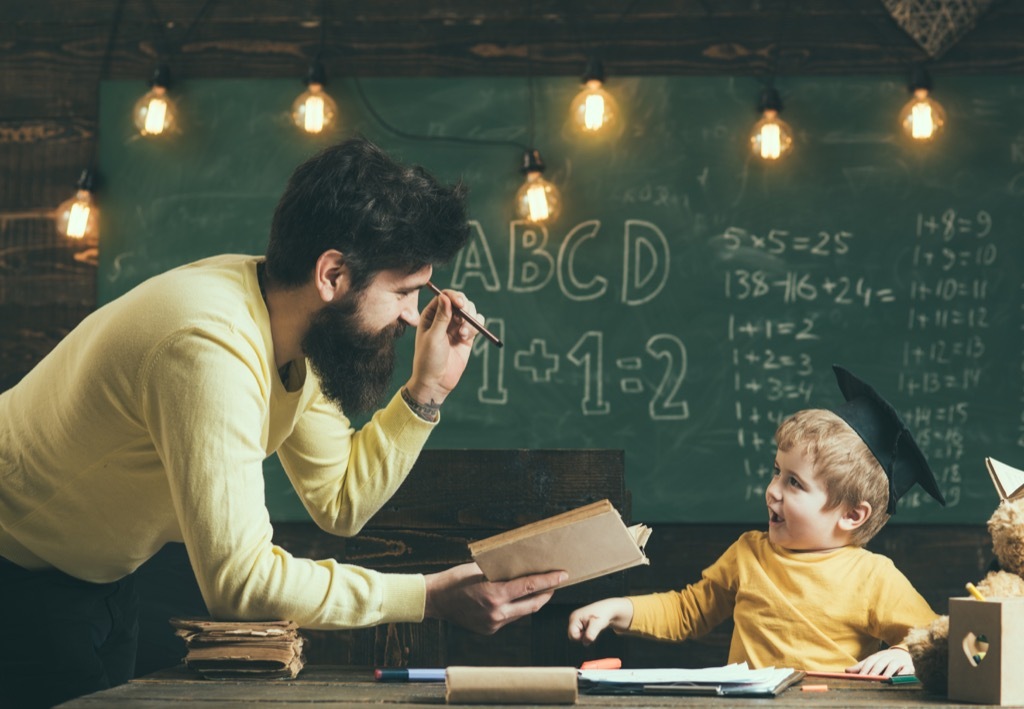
[98,76,1024,524]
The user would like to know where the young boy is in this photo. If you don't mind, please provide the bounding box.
[568,365,945,677]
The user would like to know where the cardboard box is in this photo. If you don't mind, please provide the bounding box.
[948,597,1024,705]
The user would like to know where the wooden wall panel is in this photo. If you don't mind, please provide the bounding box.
[0,118,96,388]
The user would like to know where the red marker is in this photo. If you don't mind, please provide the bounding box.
[580,657,622,670]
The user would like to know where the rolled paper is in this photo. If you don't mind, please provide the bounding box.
[445,666,578,704]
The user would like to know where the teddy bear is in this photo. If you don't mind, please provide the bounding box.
[905,498,1024,695]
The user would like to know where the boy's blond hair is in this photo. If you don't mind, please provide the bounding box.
[775,408,890,546]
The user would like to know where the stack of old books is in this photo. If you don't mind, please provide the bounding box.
[169,618,305,680]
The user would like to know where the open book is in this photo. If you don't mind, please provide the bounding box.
[578,663,805,697]
[469,499,651,589]
[986,457,1024,503]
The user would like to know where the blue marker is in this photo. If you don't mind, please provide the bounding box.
[374,668,446,682]
[888,675,919,684]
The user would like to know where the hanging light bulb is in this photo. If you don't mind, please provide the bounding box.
[515,149,562,224]
[132,65,177,137]
[899,66,946,142]
[291,61,339,135]
[55,169,100,240]
[568,57,621,136]
[750,87,793,161]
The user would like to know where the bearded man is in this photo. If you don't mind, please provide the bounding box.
[0,138,565,708]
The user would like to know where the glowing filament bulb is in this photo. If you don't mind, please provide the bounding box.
[571,80,617,132]
[899,87,946,142]
[66,199,91,238]
[132,86,176,137]
[133,67,177,137]
[143,92,169,135]
[292,83,338,134]
[910,102,933,138]
[515,172,561,224]
[569,60,622,138]
[56,173,99,241]
[291,66,339,135]
[515,150,561,224]
[526,181,550,221]
[303,94,326,132]
[750,109,793,161]
[583,92,605,130]
[760,122,782,159]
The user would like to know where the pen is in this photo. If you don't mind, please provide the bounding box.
[803,671,890,682]
[966,582,987,602]
[374,668,446,682]
[426,281,503,348]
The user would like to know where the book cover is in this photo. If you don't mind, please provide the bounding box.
[468,499,650,588]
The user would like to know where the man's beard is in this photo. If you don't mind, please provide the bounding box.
[301,295,407,415]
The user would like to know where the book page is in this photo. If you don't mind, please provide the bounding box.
[986,457,1024,502]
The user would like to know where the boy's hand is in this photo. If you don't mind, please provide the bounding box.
[846,646,914,677]
[567,598,634,646]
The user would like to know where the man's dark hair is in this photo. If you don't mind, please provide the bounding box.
[265,137,470,290]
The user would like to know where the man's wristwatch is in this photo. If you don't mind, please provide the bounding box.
[401,387,441,422]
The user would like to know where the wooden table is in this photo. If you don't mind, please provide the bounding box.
[55,665,1020,708]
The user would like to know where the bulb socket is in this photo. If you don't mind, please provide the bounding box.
[305,60,328,86]
[757,87,783,114]
[150,64,172,89]
[908,65,933,93]
[521,149,547,174]
[76,168,98,192]
[581,57,606,84]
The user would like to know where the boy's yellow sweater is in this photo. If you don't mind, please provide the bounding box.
[628,530,938,670]
[0,255,433,629]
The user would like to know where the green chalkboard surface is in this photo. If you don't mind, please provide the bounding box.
[98,76,1024,524]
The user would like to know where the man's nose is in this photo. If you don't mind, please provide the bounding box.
[401,303,421,328]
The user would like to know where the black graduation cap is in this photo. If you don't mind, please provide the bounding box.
[830,365,945,514]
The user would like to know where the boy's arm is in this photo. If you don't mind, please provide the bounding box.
[571,535,740,645]
[627,576,735,642]
[850,556,936,676]
[625,537,740,642]
[867,559,940,648]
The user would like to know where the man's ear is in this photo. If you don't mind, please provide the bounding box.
[313,250,349,303]
[838,500,872,532]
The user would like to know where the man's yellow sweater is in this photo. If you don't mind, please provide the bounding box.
[0,255,433,629]
[628,530,938,670]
